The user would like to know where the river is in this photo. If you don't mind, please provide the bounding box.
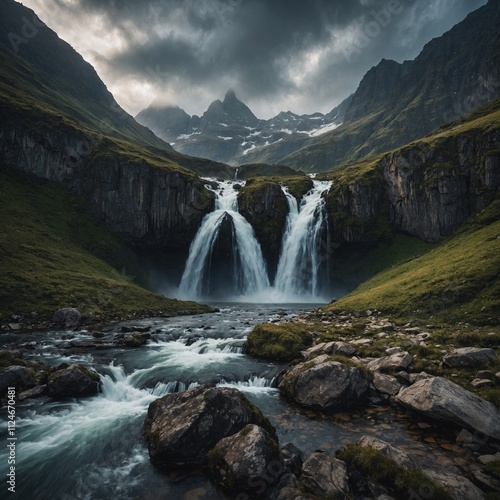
[0,304,465,499]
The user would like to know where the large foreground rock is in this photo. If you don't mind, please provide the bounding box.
[443,347,496,368]
[47,364,100,397]
[396,377,500,440]
[210,424,284,497]
[144,386,277,468]
[299,452,350,498]
[279,355,369,412]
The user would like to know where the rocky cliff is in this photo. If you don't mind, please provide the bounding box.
[0,121,213,251]
[322,102,500,244]
[0,0,217,255]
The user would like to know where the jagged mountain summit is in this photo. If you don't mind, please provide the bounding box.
[273,0,500,171]
[138,0,500,171]
[136,91,350,165]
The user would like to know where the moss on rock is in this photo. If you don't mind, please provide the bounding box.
[246,323,313,362]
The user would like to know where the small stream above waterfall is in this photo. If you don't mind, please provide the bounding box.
[0,305,468,500]
[179,178,333,302]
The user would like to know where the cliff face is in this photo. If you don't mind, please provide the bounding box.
[380,132,500,242]
[0,124,213,251]
[323,112,500,244]
[344,59,408,123]
[238,180,289,279]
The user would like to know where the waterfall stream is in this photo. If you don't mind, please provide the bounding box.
[274,180,332,298]
[179,178,332,302]
[179,181,269,300]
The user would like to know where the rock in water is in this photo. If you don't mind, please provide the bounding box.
[279,356,369,412]
[144,386,277,468]
[281,443,304,476]
[0,366,37,396]
[443,347,496,368]
[52,308,82,327]
[47,364,100,397]
[299,452,351,498]
[396,377,500,440]
[209,424,284,497]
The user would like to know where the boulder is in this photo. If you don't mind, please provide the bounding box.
[301,343,327,359]
[19,384,47,400]
[0,366,37,396]
[277,487,307,500]
[372,373,402,396]
[424,469,485,500]
[471,378,495,388]
[356,436,416,468]
[281,443,303,476]
[408,371,433,384]
[144,386,277,468]
[299,452,350,498]
[324,341,356,357]
[114,333,150,347]
[279,357,369,412]
[47,364,100,398]
[396,377,500,440]
[210,424,284,497]
[52,308,82,327]
[443,347,496,368]
[367,352,413,372]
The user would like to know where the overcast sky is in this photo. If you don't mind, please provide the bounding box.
[22,0,487,119]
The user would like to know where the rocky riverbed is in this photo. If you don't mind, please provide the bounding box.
[1,305,499,499]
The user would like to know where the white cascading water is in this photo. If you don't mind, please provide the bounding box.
[274,180,332,298]
[179,180,269,299]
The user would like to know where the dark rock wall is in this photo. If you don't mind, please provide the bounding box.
[0,125,213,252]
[326,129,500,244]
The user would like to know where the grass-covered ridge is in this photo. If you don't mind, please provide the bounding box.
[326,196,500,324]
[0,169,211,323]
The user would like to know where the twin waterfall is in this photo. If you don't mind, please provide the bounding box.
[179,179,332,302]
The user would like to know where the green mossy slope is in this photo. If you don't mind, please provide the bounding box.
[326,197,500,324]
[0,169,211,323]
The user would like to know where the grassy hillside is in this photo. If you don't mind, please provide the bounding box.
[326,196,500,325]
[0,169,211,323]
[0,0,235,179]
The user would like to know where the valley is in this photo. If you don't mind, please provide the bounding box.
[0,0,499,498]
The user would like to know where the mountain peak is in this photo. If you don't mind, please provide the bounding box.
[224,89,238,103]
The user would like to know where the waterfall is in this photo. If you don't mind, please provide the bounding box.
[179,180,269,299]
[274,180,332,298]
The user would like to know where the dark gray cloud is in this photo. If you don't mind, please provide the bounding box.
[23,0,488,117]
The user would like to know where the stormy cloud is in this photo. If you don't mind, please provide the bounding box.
[23,0,487,118]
